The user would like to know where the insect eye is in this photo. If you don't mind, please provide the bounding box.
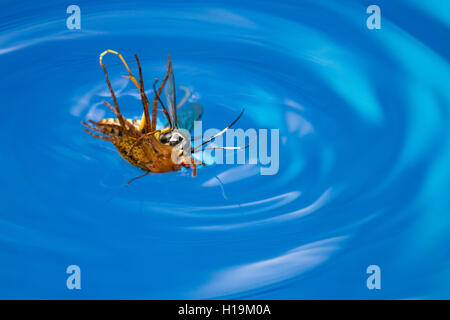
[160,133,171,144]
[169,135,183,146]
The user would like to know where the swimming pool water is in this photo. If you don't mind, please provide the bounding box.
[0,0,449,299]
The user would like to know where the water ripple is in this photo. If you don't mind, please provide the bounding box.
[0,0,449,298]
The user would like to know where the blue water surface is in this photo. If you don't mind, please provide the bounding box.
[0,0,449,299]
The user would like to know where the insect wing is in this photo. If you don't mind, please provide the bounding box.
[164,58,177,128]
[176,103,203,132]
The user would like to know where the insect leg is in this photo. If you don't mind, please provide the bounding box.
[89,120,122,134]
[82,121,120,142]
[190,157,197,177]
[153,78,172,127]
[99,50,153,133]
[82,128,115,142]
[126,130,161,157]
[102,100,141,137]
[151,55,172,131]
[134,54,152,133]
[184,157,206,177]
[100,65,130,132]
[126,171,150,187]
[82,121,118,139]
[99,50,141,90]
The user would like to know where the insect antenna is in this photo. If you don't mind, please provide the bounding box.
[192,144,251,153]
[192,108,245,152]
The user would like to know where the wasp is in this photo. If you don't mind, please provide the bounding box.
[82,50,246,186]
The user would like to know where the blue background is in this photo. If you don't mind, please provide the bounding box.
[0,0,449,299]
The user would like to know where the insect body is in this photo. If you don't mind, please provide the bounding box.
[82,50,245,185]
